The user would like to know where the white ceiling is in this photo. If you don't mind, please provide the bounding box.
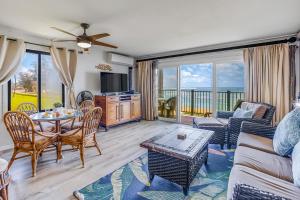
[0,0,300,56]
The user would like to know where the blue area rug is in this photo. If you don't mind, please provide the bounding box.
[74,145,234,200]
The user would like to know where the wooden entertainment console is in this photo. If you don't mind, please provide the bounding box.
[94,94,141,130]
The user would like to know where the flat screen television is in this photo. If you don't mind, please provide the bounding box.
[101,72,128,93]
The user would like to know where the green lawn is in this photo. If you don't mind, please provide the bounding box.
[11,93,61,111]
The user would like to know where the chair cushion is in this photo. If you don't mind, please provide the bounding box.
[18,132,57,151]
[292,141,300,187]
[241,102,267,119]
[237,132,276,154]
[60,129,83,144]
[233,108,253,118]
[61,121,83,131]
[216,118,229,126]
[193,117,224,127]
[234,146,293,182]
[227,165,300,200]
[273,108,300,156]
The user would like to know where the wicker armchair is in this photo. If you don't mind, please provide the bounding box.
[61,100,95,131]
[164,97,176,118]
[3,111,58,177]
[58,107,102,167]
[217,102,276,148]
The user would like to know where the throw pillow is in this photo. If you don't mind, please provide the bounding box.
[241,102,267,119]
[292,141,300,187]
[273,108,300,156]
[233,108,253,118]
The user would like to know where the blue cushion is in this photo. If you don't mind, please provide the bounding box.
[273,108,300,156]
[233,108,253,118]
[292,141,300,187]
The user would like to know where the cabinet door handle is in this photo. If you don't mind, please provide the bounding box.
[116,105,118,120]
[120,104,123,119]
[132,103,134,116]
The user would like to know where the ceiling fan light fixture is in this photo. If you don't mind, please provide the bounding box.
[77,40,91,48]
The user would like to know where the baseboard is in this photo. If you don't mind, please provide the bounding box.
[0,144,13,152]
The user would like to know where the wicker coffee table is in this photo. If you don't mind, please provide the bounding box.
[140,125,214,195]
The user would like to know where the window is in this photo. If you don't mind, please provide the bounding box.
[9,50,64,111]
[216,62,244,111]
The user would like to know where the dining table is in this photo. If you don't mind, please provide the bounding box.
[30,108,84,160]
[30,108,83,133]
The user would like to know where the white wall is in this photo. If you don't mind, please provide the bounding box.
[0,25,133,150]
[75,49,129,95]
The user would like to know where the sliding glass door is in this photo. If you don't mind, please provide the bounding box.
[157,66,178,121]
[157,52,244,124]
[180,63,213,124]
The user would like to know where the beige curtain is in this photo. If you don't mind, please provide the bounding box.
[136,60,158,120]
[50,46,77,108]
[244,44,292,123]
[0,35,25,85]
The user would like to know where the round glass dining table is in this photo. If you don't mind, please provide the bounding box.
[30,109,83,133]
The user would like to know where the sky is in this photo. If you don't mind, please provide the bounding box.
[162,63,244,89]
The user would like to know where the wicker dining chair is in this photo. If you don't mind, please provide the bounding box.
[58,107,102,167]
[17,102,55,132]
[61,100,95,131]
[16,102,38,116]
[3,111,58,177]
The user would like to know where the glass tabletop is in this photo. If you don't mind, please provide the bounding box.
[30,109,83,121]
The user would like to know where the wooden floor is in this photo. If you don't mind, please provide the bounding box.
[0,120,185,200]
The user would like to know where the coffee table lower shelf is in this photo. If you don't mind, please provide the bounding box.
[147,145,209,196]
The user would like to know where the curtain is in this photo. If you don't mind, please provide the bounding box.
[289,45,297,109]
[136,60,158,120]
[50,46,77,108]
[0,35,25,85]
[243,44,293,123]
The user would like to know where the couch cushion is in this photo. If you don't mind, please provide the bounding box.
[234,146,293,183]
[241,102,267,119]
[273,108,300,156]
[292,141,300,187]
[237,132,276,154]
[227,165,300,200]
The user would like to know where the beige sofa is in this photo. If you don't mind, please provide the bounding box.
[227,122,300,200]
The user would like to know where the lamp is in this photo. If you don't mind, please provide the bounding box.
[77,39,91,49]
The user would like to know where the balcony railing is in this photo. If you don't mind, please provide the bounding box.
[159,89,244,116]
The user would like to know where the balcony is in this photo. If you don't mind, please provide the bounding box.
[158,89,244,118]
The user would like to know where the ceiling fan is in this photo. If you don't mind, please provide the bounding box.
[51,23,118,50]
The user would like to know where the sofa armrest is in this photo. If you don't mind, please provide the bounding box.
[240,122,276,139]
[233,184,288,200]
[216,111,234,119]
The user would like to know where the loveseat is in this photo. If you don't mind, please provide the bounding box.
[227,122,300,200]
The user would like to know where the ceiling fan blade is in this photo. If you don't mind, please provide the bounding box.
[53,39,77,42]
[91,40,118,48]
[51,27,78,38]
[88,33,110,40]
